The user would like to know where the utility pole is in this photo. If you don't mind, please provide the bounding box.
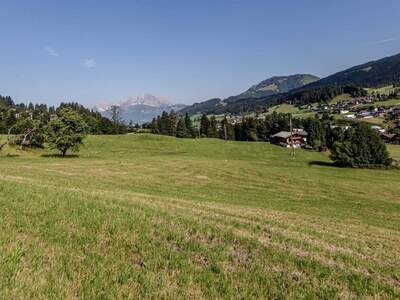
[223,122,227,140]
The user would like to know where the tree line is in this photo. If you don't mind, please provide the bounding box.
[0,95,129,156]
[148,111,330,147]
[148,111,196,138]
[0,96,127,135]
[148,110,392,168]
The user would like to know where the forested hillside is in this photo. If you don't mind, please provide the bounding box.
[281,52,400,105]
[179,74,319,115]
[226,74,319,101]
[180,52,400,115]
[307,52,400,88]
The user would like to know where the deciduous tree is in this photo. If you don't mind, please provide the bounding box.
[330,123,391,168]
[46,108,88,157]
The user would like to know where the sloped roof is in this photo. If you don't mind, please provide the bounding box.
[271,130,308,139]
[271,131,291,139]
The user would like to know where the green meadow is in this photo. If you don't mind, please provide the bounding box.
[0,134,399,298]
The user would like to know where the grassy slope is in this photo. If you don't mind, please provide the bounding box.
[365,85,397,96]
[266,103,316,118]
[266,96,399,126]
[329,93,352,104]
[357,99,400,108]
[0,135,399,298]
[388,144,400,160]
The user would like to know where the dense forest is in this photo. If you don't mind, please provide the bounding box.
[281,85,368,105]
[305,52,400,88]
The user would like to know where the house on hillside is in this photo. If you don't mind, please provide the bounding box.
[270,129,307,148]
[344,114,356,119]
[356,110,373,119]
[371,125,385,133]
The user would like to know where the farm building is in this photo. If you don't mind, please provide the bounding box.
[271,129,307,148]
[380,133,398,144]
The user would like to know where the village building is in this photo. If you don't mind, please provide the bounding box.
[270,129,307,148]
[371,125,385,133]
[344,114,356,119]
[356,110,372,118]
[380,133,397,144]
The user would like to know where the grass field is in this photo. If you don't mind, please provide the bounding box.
[1,135,399,298]
[357,98,400,109]
[266,104,316,119]
[329,94,352,104]
[365,85,397,96]
[388,144,400,160]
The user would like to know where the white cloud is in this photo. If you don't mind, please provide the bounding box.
[368,37,397,45]
[83,58,96,68]
[44,46,59,57]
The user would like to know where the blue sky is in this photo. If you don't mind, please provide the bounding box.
[1,0,399,107]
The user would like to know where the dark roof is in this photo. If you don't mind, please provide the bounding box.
[380,133,396,139]
[271,130,307,139]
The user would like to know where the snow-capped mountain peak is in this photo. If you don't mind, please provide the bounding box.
[95,94,186,124]
[123,94,169,108]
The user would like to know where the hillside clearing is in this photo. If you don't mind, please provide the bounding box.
[365,85,397,96]
[265,104,316,119]
[0,135,399,298]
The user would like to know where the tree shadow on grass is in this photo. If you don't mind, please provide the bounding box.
[41,154,80,158]
[308,160,339,168]
[309,160,397,170]
[1,154,20,158]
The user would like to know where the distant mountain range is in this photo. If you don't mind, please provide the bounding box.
[180,52,400,115]
[96,94,186,124]
[179,74,319,116]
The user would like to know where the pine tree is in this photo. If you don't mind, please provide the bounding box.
[149,118,159,134]
[242,117,258,141]
[200,114,210,137]
[176,118,187,138]
[208,116,218,138]
[184,113,195,137]
[159,111,169,135]
[167,110,177,136]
